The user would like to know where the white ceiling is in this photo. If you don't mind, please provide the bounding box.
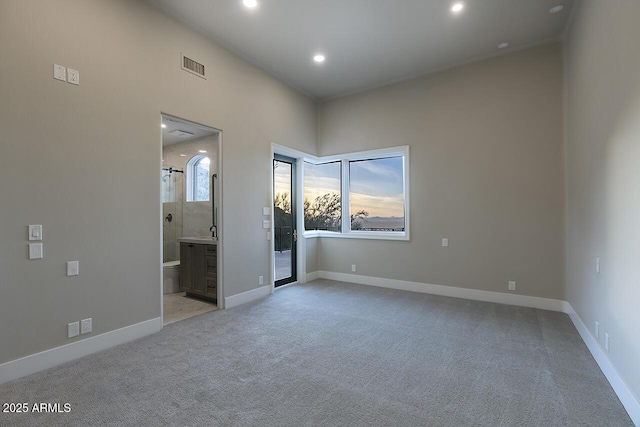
[149,0,574,100]
[162,115,219,147]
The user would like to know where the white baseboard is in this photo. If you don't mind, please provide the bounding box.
[567,306,640,426]
[305,271,320,282]
[316,271,566,312]
[0,317,162,385]
[224,285,271,309]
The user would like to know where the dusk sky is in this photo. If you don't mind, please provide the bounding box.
[303,157,404,218]
[274,160,292,208]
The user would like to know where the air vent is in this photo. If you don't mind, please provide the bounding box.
[169,129,194,138]
[181,53,206,79]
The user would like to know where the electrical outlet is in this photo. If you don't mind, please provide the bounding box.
[80,318,92,334]
[258,275,264,285]
[68,321,79,338]
[67,68,79,85]
[442,238,449,247]
[595,321,600,338]
[508,281,516,291]
[605,333,610,352]
[351,264,356,272]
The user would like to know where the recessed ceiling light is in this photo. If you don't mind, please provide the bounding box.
[549,5,564,14]
[199,150,207,153]
[180,154,187,157]
[498,42,510,49]
[313,54,326,63]
[243,0,258,8]
[451,2,464,13]
[161,123,167,128]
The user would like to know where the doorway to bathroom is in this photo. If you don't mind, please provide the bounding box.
[161,114,222,325]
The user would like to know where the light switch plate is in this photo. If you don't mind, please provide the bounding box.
[29,243,43,260]
[53,64,66,81]
[67,261,79,276]
[262,207,270,216]
[262,220,271,229]
[442,238,449,247]
[67,68,79,85]
[28,225,43,241]
[68,321,79,338]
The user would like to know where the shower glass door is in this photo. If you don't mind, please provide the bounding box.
[162,167,183,262]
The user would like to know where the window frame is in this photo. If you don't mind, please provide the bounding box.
[303,145,410,241]
[303,160,343,233]
[185,154,210,202]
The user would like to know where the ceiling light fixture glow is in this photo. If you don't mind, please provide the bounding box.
[199,150,207,153]
[451,2,464,13]
[313,54,326,63]
[498,42,510,49]
[549,5,564,14]
[243,0,258,8]
[161,123,167,128]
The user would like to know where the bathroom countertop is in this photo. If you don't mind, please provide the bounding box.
[177,237,218,245]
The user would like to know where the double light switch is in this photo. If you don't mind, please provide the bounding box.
[28,225,43,260]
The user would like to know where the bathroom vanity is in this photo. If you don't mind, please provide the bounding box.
[178,237,217,304]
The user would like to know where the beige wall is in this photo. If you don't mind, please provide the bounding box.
[565,0,640,401]
[317,44,565,300]
[305,237,318,274]
[0,0,316,363]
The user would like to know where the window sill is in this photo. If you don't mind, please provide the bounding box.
[304,230,409,241]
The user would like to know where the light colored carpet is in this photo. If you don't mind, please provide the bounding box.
[163,292,217,326]
[0,280,633,426]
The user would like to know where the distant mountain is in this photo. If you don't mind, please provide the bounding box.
[359,216,405,230]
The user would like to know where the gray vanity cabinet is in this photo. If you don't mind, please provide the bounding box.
[180,242,217,303]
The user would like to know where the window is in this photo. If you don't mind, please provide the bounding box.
[186,155,210,202]
[349,156,405,232]
[304,161,341,232]
[303,146,409,240]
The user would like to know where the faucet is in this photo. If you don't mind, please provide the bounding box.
[210,224,217,239]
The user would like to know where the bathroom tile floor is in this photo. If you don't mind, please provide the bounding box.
[163,292,217,326]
